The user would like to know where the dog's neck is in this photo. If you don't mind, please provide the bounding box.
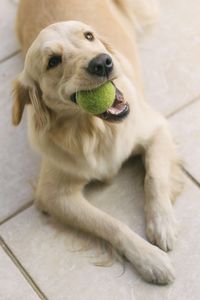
[47,111,117,155]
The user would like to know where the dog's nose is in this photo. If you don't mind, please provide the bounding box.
[87,54,113,77]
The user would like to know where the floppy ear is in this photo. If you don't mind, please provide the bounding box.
[12,73,50,131]
[28,84,51,131]
[12,78,30,126]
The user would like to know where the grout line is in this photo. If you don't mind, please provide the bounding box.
[0,236,49,300]
[183,168,200,188]
[166,95,200,119]
[0,50,20,64]
[0,201,33,226]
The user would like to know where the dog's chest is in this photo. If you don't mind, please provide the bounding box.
[79,126,134,181]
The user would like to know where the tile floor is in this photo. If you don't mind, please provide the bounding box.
[0,0,200,299]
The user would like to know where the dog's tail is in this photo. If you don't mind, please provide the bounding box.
[113,0,159,33]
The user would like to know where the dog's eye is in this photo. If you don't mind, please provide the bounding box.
[47,55,62,70]
[84,31,94,41]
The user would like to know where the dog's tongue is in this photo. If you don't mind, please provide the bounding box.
[107,87,126,115]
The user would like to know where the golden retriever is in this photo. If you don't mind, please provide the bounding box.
[12,0,183,284]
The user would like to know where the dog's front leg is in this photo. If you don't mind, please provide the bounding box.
[36,161,175,284]
[144,126,181,252]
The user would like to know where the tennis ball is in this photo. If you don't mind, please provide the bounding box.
[76,82,115,115]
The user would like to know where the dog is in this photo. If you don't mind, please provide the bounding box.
[12,0,183,284]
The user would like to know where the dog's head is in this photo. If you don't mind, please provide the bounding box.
[12,21,129,130]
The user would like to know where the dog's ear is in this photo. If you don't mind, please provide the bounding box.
[12,73,50,131]
[12,76,30,126]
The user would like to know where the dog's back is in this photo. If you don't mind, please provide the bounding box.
[16,0,158,58]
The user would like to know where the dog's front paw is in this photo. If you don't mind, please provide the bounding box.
[136,244,175,285]
[145,204,178,252]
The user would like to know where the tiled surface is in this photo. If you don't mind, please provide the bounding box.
[0,0,19,61]
[140,0,200,115]
[1,0,200,299]
[0,246,39,300]
[170,98,200,183]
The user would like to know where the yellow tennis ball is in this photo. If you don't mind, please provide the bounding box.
[76,82,115,115]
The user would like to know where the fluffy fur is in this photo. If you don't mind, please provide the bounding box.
[12,0,183,284]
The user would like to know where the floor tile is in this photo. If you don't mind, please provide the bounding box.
[0,158,200,300]
[169,98,200,183]
[140,0,200,115]
[0,55,40,223]
[0,0,19,61]
[0,246,40,300]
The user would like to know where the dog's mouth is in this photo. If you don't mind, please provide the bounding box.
[70,82,129,122]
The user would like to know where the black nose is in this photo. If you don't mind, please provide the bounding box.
[87,53,113,77]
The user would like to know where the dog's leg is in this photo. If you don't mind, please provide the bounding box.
[36,160,175,284]
[144,126,182,252]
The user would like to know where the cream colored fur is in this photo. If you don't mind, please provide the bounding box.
[12,0,183,284]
